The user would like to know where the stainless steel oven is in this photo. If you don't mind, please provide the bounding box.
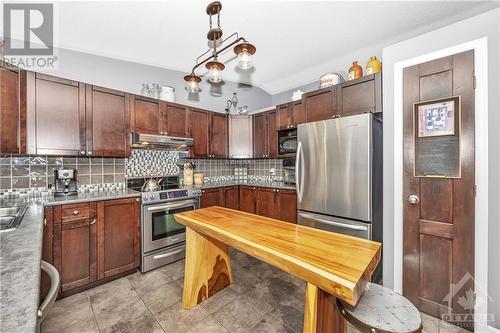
[278,128,297,155]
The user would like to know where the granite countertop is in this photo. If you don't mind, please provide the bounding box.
[185,180,296,190]
[0,189,140,333]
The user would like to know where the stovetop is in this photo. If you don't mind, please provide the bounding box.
[127,176,201,204]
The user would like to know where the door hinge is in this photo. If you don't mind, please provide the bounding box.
[473,185,477,197]
[473,74,477,89]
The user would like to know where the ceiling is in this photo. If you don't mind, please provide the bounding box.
[7,1,500,94]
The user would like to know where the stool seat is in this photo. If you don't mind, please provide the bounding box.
[337,283,422,333]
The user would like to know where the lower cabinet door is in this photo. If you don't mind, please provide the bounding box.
[53,215,97,292]
[239,186,257,214]
[256,188,279,220]
[97,198,140,279]
[200,188,221,208]
[277,189,297,223]
[222,186,239,210]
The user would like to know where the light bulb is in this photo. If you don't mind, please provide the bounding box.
[185,78,199,93]
[209,64,222,83]
[237,48,253,70]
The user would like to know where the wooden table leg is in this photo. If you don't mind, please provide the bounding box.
[182,227,233,309]
[303,283,347,333]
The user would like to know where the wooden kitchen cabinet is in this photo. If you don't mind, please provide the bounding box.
[131,95,161,135]
[277,189,297,223]
[86,86,130,157]
[200,188,221,208]
[303,86,339,122]
[210,112,228,158]
[27,72,86,156]
[190,108,210,158]
[252,110,277,158]
[162,102,188,137]
[339,73,382,116]
[256,187,280,220]
[52,202,97,292]
[221,186,239,210]
[239,186,257,214]
[0,66,26,154]
[96,198,140,280]
[267,110,278,158]
[277,101,303,129]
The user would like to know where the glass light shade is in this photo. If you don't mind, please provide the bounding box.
[237,49,253,70]
[185,78,200,93]
[209,64,222,83]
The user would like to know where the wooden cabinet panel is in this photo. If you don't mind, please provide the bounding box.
[200,188,221,208]
[28,73,86,155]
[61,203,91,223]
[252,113,267,158]
[239,186,257,214]
[53,203,97,292]
[267,111,278,158]
[86,86,130,157]
[41,207,53,300]
[210,113,228,158]
[303,86,338,122]
[293,102,304,125]
[162,103,188,137]
[222,186,239,210]
[340,77,376,116]
[0,67,25,154]
[190,108,210,158]
[97,198,140,279]
[132,96,161,134]
[256,187,279,220]
[277,104,291,130]
[277,189,297,223]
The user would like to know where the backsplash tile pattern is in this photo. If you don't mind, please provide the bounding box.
[0,150,285,192]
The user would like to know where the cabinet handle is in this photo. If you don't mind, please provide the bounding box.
[90,219,96,225]
[87,151,93,155]
[277,189,280,192]
[80,150,85,155]
[43,218,47,226]
[135,198,140,202]
[73,210,79,215]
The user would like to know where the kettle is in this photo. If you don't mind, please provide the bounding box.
[141,177,163,192]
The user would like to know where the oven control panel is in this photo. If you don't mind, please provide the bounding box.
[141,188,202,203]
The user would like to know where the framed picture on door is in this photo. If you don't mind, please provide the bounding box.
[413,96,461,178]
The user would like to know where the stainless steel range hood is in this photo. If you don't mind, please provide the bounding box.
[131,133,193,151]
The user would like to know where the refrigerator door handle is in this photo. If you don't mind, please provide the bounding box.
[298,213,368,231]
[295,141,304,202]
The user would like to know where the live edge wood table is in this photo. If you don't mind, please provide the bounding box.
[174,207,381,333]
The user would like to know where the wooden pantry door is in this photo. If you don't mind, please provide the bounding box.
[403,50,475,330]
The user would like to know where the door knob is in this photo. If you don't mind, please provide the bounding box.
[408,195,420,205]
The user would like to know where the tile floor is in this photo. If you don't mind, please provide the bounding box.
[41,249,471,333]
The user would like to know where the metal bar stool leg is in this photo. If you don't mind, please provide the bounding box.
[36,260,60,333]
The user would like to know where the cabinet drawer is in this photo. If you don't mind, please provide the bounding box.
[61,203,91,223]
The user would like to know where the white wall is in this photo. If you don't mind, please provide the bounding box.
[381,8,500,329]
[30,47,272,113]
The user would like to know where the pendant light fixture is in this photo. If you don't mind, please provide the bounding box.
[184,1,256,92]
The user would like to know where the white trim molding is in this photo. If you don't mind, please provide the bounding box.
[392,37,490,330]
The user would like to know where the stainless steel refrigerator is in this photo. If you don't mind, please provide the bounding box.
[296,113,382,281]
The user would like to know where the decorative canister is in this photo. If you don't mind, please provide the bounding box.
[183,169,193,186]
[348,61,363,81]
[194,173,204,186]
[160,86,175,102]
[291,90,304,101]
[366,56,382,75]
[319,73,345,88]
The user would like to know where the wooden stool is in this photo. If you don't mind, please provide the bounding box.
[337,283,422,333]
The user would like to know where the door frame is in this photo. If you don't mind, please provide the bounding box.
[392,38,489,329]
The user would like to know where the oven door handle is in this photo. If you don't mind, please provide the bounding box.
[153,249,184,260]
[146,201,196,212]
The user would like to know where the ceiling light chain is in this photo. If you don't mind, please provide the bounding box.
[184,1,256,93]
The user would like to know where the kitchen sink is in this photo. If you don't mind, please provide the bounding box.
[0,205,28,232]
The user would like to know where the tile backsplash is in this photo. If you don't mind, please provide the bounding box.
[0,150,286,191]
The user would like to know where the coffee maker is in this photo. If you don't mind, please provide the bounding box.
[54,169,78,196]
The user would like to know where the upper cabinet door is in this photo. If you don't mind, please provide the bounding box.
[210,113,228,158]
[277,104,291,130]
[190,108,210,158]
[303,86,338,122]
[252,113,267,158]
[131,96,161,135]
[0,67,25,154]
[267,111,278,158]
[27,73,86,156]
[292,101,304,126]
[339,73,382,116]
[163,103,188,137]
[86,86,130,157]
